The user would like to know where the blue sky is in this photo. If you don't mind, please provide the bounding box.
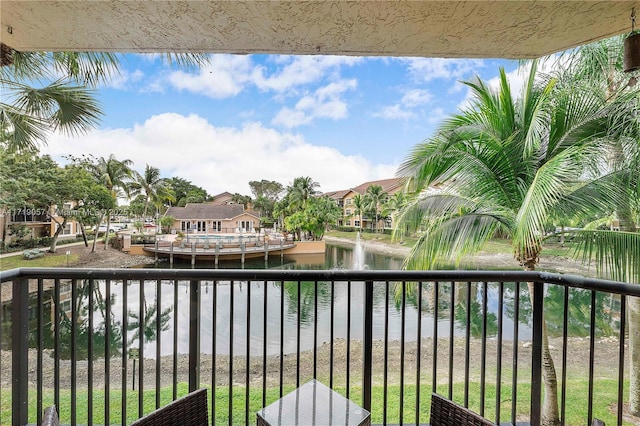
[43,54,522,198]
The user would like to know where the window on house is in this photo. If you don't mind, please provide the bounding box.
[346,199,352,205]
[355,220,360,228]
[346,220,351,226]
[345,209,351,215]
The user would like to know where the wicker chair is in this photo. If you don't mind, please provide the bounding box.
[131,388,209,426]
[41,406,60,426]
[430,393,494,426]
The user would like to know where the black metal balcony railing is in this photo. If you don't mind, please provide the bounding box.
[1,268,639,426]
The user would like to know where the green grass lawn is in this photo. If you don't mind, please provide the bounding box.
[0,252,79,271]
[1,379,631,425]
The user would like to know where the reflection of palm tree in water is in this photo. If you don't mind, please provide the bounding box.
[127,285,172,346]
[282,281,332,324]
[58,279,123,360]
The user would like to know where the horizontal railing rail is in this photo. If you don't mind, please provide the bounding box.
[1,268,638,426]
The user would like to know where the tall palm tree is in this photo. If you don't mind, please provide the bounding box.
[130,164,175,218]
[364,184,387,233]
[351,193,366,231]
[395,61,627,425]
[288,176,320,211]
[92,155,134,250]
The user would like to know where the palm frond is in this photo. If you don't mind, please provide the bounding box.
[574,230,640,284]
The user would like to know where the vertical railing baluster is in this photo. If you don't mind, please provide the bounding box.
[229,280,235,424]
[480,281,487,417]
[330,281,335,389]
[122,279,128,425]
[54,279,60,411]
[296,280,301,388]
[37,279,43,426]
[363,279,373,412]
[347,280,351,399]
[383,281,389,425]
[155,279,161,409]
[212,280,218,426]
[618,294,627,426]
[448,282,454,400]
[279,281,284,397]
[138,280,144,417]
[173,280,178,400]
[416,281,422,426]
[530,280,543,426]
[464,282,471,407]
[262,280,267,409]
[432,281,439,395]
[12,277,28,426]
[400,280,406,424]
[561,286,569,424]
[71,279,78,426]
[495,281,504,424]
[88,279,94,425]
[104,279,111,426]
[511,281,520,425]
[245,280,251,426]
[314,280,319,379]
[587,290,597,425]
[189,279,201,392]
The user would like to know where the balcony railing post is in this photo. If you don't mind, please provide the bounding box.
[530,280,543,426]
[363,279,373,411]
[189,279,201,392]
[12,278,28,426]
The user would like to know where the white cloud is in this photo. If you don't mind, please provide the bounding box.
[401,89,432,107]
[43,113,395,197]
[272,79,357,128]
[403,58,485,83]
[252,55,363,92]
[373,88,431,120]
[168,55,253,99]
[104,69,144,90]
[373,105,415,120]
[427,107,448,125]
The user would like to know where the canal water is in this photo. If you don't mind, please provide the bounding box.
[5,241,619,358]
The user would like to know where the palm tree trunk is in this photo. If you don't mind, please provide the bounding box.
[79,219,89,247]
[526,274,560,426]
[630,297,640,415]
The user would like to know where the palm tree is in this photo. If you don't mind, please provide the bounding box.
[1,50,208,152]
[130,164,175,218]
[383,191,408,242]
[395,61,627,425]
[364,184,387,233]
[92,155,134,250]
[288,176,320,211]
[351,194,366,231]
[561,36,640,414]
[0,51,115,152]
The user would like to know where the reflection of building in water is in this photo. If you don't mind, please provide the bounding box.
[0,280,73,350]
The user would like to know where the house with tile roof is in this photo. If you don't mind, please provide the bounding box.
[323,177,405,231]
[165,203,261,234]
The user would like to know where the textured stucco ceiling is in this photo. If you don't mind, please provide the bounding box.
[1,1,639,59]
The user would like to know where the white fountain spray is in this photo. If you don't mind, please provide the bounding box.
[353,231,367,270]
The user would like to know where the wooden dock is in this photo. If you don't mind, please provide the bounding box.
[144,240,296,266]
